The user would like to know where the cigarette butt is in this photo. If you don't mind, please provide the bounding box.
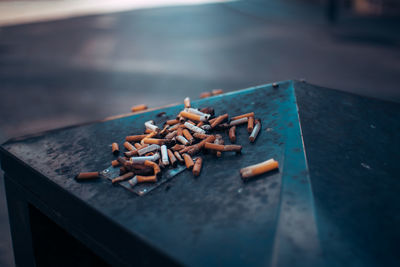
[124,150,138,157]
[131,104,148,112]
[141,131,157,145]
[196,121,204,128]
[204,143,242,153]
[134,143,143,149]
[123,142,136,151]
[137,175,158,183]
[184,97,191,108]
[223,145,242,153]
[204,142,225,151]
[200,92,212,98]
[137,144,160,156]
[229,126,236,143]
[201,124,212,131]
[130,153,160,164]
[166,119,179,125]
[184,108,211,120]
[142,138,166,145]
[212,89,224,95]
[187,135,216,155]
[165,130,177,139]
[111,143,119,155]
[144,160,161,175]
[128,175,157,187]
[144,129,153,134]
[117,157,128,166]
[179,111,208,122]
[75,172,100,180]
[231,112,255,121]
[177,127,183,136]
[167,149,177,167]
[161,145,169,165]
[184,122,206,134]
[111,160,120,167]
[182,129,194,144]
[214,134,224,157]
[168,123,181,131]
[240,159,279,179]
[145,121,159,132]
[211,114,228,128]
[112,172,134,184]
[193,157,203,176]
[176,135,189,145]
[171,144,185,151]
[247,116,254,133]
[159,125,169,136]
[174,151,184,163]
[183,153,194,169]
[199,107,215,116]
[126,135,147,142]
[229,117,248,126]
[249,119,261,143]
[193,132,209,139]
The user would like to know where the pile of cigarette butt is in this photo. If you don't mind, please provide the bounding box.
[76,96,279,188]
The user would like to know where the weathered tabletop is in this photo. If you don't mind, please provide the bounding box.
[1,81,400,267]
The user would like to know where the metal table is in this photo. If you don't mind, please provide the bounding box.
[1,81,399,267]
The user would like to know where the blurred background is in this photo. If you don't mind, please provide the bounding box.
[0,0,399,266]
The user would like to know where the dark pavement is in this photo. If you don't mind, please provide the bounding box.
[0,0,399,266]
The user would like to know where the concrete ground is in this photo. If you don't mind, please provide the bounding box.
[0,0,399,266]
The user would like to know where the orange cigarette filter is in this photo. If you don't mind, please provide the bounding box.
[211,89,224,95]
[193,132,209,139]
[247,116,254,133]
[192,157,203,176]
[112,142,119,155]
[200,91,212,98]
[126,135,147,142]
[183,153,195,169]
[204,142,225,151]
[142,138,166,145]
[177,127,183,136]
[240,159,279,179]
[144,129,153,134]
[123,141,136,151]
[111,160,120,167]
[112,172,134,184]
[171,144,185,151]
[136,175,157,183]
[144,160,161,175]
[166,119,179,125]
[131,104,148,112]
[229,126,236,143]
[179,111,206,122]
[182,129,194,144]
[211,113,228,128]
[196,121,204,127]
[134,143,143,149]
[184,97,191,108]
[76,172,100,180]
[231,112,254,121]
[167,149,177,166]
[174,151,184,163]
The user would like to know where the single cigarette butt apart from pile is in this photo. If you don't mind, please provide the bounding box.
[76,93,279,188]
[240,159,279,179]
